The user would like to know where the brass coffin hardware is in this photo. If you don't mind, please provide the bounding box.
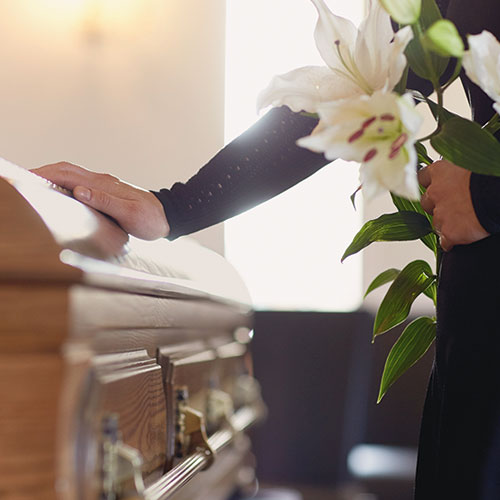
[174,386,215,468]
[98,380,264,500]
[206,388,236,435]
[101,414,146,500]
[144,404,263,500]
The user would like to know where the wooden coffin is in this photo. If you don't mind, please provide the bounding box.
[0,159,264,500]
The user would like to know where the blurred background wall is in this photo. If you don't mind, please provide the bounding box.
[0,0,226,253]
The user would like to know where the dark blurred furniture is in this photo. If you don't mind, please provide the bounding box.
[250,311,434,500]
[250,311,373,486]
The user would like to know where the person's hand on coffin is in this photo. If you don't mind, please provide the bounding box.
[32,162,170,240]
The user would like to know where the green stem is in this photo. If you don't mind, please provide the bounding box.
[436,86,443,110]
[435,86,444,128]
[483,112,500,133]
[413,22,440,92]
[417,127,441,143]
[441,58,463,92]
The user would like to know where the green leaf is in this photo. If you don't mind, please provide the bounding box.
[394,64,409,96]
[424,97,457,123]
[391,193,437,254]
[342,212,433,262]
[380,0,421,25]
[377,316,436,402]
[431,116,500,176]
[405,0,449,80]
[415,141,433,165]
[423,280,437,305]
[423,19,464,58]
[419,0,443,28]
[350,185,362,210]
[373,260,434,337]
[365,268,401,298]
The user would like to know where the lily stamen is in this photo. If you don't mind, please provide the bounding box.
[349,129,365,143]
[362,116,377,128]
[364,148,378,162]
[389,148,402,159]
[334,40,373,95]
[391,133,408,151]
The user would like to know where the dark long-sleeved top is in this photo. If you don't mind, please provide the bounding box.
[152,108,326,240]
[153,0,500,239]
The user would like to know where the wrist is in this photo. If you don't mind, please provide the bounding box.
[148,191,170,238]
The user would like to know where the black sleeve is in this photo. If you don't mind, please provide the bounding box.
[153,0,460,241]
[152,106,329,240]
[470,173,500,234]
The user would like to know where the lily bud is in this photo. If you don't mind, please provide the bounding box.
[423,20,464,58]
[380,0,421,25]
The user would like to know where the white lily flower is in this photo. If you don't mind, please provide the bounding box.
[463,30,500,115]
[297,91,423,200]
[257,0,413,113]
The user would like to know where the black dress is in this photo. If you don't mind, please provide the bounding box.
[413,2,500,499]
[153,1,500,497]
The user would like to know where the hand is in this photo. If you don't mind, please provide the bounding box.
[418,159,489,251]
[32,162,170,240]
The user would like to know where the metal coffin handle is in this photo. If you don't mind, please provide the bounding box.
[143,403,264,500]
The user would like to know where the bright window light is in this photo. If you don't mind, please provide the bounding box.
[224,0,364,311]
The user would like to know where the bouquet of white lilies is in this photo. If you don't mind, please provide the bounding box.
[258,0,500,401]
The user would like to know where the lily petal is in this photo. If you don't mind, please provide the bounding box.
[360,145,420,200]
[257,66,361,113]
[354,0,394,86]
[297,124,367,161]
[463,31,500,108]
[259,0,414,127]
[386,26,414,90]
[310,0,357,69]
[298,90,422,200]
[397,92,423,139]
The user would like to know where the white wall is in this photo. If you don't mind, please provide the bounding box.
[0,0,226,253]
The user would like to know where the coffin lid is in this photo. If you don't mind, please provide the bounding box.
[0,158,251,308]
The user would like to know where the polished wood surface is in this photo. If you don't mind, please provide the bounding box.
[0,162,257,500]
[0,353,63,500]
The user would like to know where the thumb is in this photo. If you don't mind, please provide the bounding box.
[439,234,453,252]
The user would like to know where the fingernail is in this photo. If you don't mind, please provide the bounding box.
[74,187,91,201]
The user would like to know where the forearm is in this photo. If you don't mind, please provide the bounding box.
[153,106,329,240]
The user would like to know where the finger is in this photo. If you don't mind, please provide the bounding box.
[33,163,124,198]
[73,185,132,225]
[417,166,432,188]
[32,163,98,191]
[420,190,434,215]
